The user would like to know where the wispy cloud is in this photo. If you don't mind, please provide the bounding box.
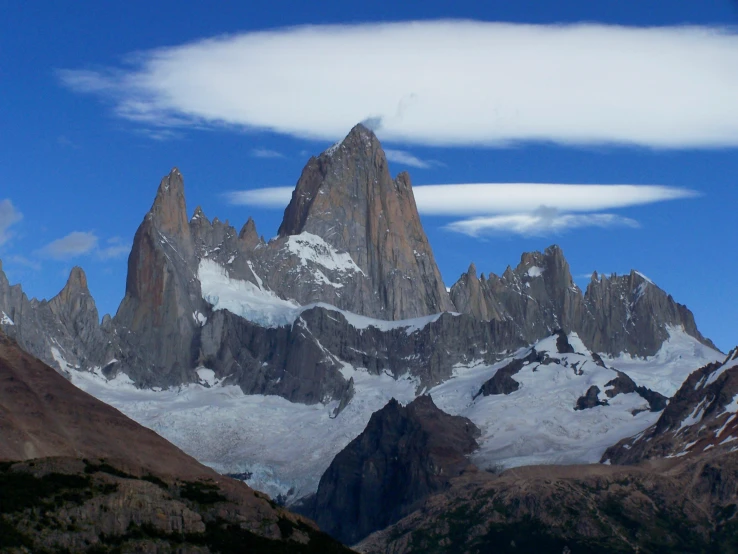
[59,22,738,148]
[445,208,639,237]
[384,149,437,169]
[251,148,284,159]
[39,231,98,260]
[57,135,80,149]
[225,182,695,236]
[6,255,41,271]
[38,232,131,260]
[225,187,294,208]
[0,199,22,246]
[97,236,130,259]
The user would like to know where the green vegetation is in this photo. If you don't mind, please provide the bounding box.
[179,480,227,504]
[0,462,353,553]
[0,468,91,514]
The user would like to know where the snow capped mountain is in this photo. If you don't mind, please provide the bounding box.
[605,347,738,464]
[69,324,721,504]
[0,123,726,519]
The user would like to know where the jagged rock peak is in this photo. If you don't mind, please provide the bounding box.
[467,262,478,278]
[147,167,190,239]
[306,393,479,544]
[238,216,260,249]
[64,266,89,293]
[276,123,453,319]
[190,205,209,224]
[322,122,380,159]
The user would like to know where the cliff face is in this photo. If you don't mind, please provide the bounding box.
[0,261,112,375]
[277,123,454,319]
[581,270,716,356]
[0,125,717,399]
[303,395,479,545]
[113,168,204,386]
[450,248,715,358]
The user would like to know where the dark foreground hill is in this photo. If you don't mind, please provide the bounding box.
[0,330,353,553]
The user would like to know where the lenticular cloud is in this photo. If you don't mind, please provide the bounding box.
[225,182,696,236]
[60,21,738,148]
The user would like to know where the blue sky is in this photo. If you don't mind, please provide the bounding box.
[1,0,737,350]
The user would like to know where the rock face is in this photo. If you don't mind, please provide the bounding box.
[581,269,714,356]
[0,125,717,405]
[0,261,111,374]
[450,246,585,344]
[605,348,738,464]
[113,168,204,386]
[303,395,479,545]
[278,123,454,319]
[450,248,715,357]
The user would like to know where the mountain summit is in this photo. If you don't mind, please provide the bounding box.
[279,123,453,319]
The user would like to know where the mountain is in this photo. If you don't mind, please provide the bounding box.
[69,328,720,508]
[604,347,738,464]
[0,329,353,553]
[0,123,724,518]
[278,123,454,319]
[300,395,479,545]
[355,349,738,553]
[0,261,112,376]
[450,246,715,357]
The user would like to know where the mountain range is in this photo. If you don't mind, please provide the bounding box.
[1,123,735,551]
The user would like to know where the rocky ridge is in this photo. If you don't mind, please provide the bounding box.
[0,124,717,407]
[300,395,480,545]
[604,347,738,465]
[450,248,715,357]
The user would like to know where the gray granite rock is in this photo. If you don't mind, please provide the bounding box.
[450,248,715,357]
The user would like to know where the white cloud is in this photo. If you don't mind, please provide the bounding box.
[445,208,639,237]
[59,21,738,148]
[97,236,130,260]
[251,148,284,159]
[225,182,694,236]
[412,183,697,216]
[39,231,98,260]
[225,183,695,212]
[384,149,434,168]
[6,255,41,271]
[225,187,294,208]
[0,199,22,246]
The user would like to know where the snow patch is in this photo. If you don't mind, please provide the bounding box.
[527,266,544,278]
[605,326,723,397]
[0,311,14,325]
[704,353,738,387]
[196,368,217,387]
[284,233,364,275]
[199,259,301,327]
[199,257,449,333]
[50,346,70,371]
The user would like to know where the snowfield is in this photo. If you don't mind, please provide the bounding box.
[67,259,725,503]
[198,257,450,333]
[71,317,722,504]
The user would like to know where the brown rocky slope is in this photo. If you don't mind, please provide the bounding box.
[0,329,352,553]
[357,453,738,553]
